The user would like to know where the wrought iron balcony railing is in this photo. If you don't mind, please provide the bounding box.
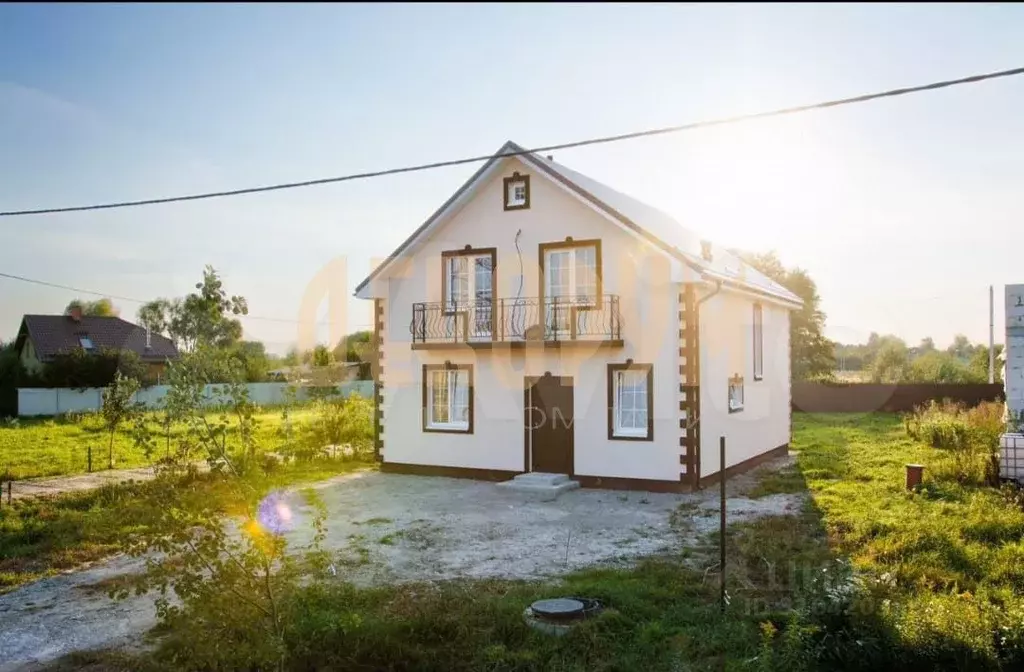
[410,295,622,346]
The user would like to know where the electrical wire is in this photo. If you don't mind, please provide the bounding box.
[3,65,1023,217]
[0,271,365,327]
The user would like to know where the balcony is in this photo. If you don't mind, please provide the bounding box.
[410,295,623,349]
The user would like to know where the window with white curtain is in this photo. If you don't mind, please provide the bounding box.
[608,363,653,440]
[425,366,472,432]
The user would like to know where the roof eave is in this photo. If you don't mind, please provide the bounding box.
[699,271,804,309]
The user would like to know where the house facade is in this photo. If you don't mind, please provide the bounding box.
[355,142,801,491]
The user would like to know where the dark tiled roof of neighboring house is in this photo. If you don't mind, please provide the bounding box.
[15,314,179,362]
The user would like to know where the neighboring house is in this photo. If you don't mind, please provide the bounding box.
[14,306,179,380]
[354,141,802,491]
[267,362,361,384]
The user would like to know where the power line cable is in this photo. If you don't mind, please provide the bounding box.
[4,65,1023,217]
[0,271,365,327]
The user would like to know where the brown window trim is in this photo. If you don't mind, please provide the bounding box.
[422,363,474,434]
[502,172,530,211]
[728,374,744,414]
[607,360,654,441]
[752,303,764,381]
[538,237,603,312]
[440,247,497,318]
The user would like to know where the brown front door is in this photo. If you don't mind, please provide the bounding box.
[525,374,574,474]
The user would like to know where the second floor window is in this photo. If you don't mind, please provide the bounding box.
[544,242,599,306]
[444,254,493,312]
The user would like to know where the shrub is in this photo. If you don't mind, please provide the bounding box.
[905,401,1004,486]
[297,394,373,461]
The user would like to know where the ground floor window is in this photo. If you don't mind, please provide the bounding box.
[607,361,653,440]
[423,364,473,433]
[728,375,744,413]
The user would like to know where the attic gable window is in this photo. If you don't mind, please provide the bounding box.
[503,172,530,211]
[79,337,95,351]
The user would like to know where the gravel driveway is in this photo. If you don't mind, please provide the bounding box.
[0,459,800,671]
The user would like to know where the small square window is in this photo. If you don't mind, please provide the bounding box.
[728,375,744,413]
[79,337,94,351]
[503,172,530,210]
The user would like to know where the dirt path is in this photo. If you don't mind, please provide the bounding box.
[2,464,207,503]
[0,456,800,671]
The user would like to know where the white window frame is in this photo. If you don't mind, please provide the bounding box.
[753,304,764,381]
[544,244,598,306]
[425,366,472,432]
[728,375,744,413]
[79,337,94,351]
[443,253,493,339]
[609,363,652,441]
[508,181,527,207]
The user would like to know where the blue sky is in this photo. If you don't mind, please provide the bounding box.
[2,4,1024,353]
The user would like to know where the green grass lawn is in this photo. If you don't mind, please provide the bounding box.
[30,412,1024,670]
[0,408,319,480]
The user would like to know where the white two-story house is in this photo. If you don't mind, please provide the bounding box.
[354,141,802,491]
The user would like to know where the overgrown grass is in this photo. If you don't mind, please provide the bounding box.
[37,413,1024,670]
[0,408,320,480]
[0,458,372,592]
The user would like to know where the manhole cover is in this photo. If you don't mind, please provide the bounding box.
[530,598,585,620]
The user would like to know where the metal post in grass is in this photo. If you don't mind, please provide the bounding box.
[88,445,93,473]
[720,436,727,614]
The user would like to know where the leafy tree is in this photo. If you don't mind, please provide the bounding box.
[65,298,118,317]
[870,341,910,383]
[137,266,248,353]
[918,337,936,354]
[333,330,372,380]
[311,344,333,367]
[100,372,142,469]
[906,351,974,383]
[0,341,31,417]
[738,251,835,380]
[948,334,975,361]
[228,340,272,383]
[114,349,332,670]
[968,343,1003,383]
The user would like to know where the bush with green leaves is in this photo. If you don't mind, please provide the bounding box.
[113,347,333,671]
[297,394,373,461]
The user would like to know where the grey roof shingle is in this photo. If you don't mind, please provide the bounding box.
[16,315,179,362]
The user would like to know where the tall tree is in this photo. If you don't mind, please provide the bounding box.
[738,251,835,380]
[918,337,936,354]
[65,298,118,317]
[137,266,248,352]
[947,334,974,361]
[334,330,373,380]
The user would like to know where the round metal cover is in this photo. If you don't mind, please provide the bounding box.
[531,598,585,620]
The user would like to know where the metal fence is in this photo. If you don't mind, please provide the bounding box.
[791,382,1005,413]
[411,294,622,344]
[17,381,374,417]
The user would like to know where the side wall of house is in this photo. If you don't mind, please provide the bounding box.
[378,157,684,483]
[698,289,791,479]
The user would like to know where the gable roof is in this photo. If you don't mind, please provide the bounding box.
[15,314,179,362]
[355,141,802,307]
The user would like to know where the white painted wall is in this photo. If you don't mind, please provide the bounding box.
[698,289,791,478]
[379,157,683,482]
[18,382,374,416]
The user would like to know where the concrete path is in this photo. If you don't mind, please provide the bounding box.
[2,464,208,503]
